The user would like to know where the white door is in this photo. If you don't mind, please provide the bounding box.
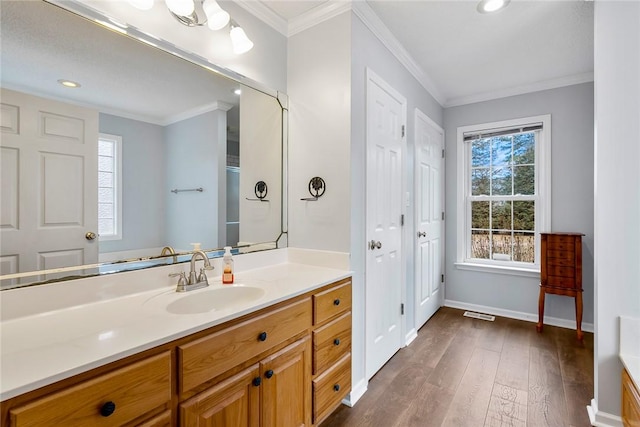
[0,88,98,283]
[414,109,445,329]
[365,70,406,380]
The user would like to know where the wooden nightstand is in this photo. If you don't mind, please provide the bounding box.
[537,232,585,340]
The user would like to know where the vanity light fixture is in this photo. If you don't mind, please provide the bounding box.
[477,0,510,13]
[57,79,81,88]
[127,0,252,54]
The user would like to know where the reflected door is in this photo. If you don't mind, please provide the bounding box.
[0,89,98,282]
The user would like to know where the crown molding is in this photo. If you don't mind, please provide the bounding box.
[288,1,352,37]
[164,101,234,125]
[351,1,445,106]
[444,71,595,108]
[233,0,289,36]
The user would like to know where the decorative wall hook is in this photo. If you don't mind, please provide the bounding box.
[301,177,326,201]
[246,180,269,202]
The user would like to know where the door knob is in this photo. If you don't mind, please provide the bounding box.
[85,231,97,241]
[417,231,426,238]
[368,240,382,250]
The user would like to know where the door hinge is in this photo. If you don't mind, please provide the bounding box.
[400,214,404,226]
[441,274,444,283]
[441,211,445,221]
[401,303,405,315]
[442,148,445,158]
[401,125,405,138]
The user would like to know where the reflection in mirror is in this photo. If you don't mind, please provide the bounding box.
[0,1,286,289]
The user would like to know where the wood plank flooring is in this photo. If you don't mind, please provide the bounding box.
[321,307,594,427]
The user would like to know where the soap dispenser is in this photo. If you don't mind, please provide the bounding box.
[222,246,234,284]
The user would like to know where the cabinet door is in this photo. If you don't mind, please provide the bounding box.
[180,365,260,427]
[261,337,311,427]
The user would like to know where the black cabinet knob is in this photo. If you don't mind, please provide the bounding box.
[333,299,340,306]
[265,369,274,379]
[253,377,262,387]
[333,338,341,346]
[258,332,267,341]
[333,384,340,392]
[100,401,116,417]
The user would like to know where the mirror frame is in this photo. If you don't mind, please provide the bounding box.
[0,0,288,289]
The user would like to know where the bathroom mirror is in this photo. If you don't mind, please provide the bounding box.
[0,0,287,289]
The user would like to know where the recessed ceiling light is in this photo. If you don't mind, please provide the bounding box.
[57,79,81,88]
[233,88,242,95]
[477,0,510,14]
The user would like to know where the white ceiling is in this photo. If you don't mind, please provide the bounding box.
[258,0,595,107]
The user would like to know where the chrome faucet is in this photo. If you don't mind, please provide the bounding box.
[170,250,214,292]
[160,246,177,264]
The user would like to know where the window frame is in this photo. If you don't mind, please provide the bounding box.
[455,115,551,276]
[97,133,123,241]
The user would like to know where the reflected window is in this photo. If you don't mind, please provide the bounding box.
[98,133,122,241]
[458,115,550,269]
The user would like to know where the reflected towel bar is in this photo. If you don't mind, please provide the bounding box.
[171,187,203,194]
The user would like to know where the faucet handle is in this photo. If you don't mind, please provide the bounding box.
[169,272,188,291]
[197,268,210,285]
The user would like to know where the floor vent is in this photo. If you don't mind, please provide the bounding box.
[463,311,495,322]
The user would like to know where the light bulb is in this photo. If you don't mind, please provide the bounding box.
[477,0,510,13]
[165,0,194,16]
[230,24,253,54]
[128,0,154,11]
[203,0,230,30]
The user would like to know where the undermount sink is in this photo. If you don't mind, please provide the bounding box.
[164,285,266,315]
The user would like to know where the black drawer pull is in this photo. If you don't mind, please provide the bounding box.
[253,377,262,387]
[258,332,267,341]
[333,299,340,306]
[100,401,116,417]
[333,384,340,392]
[333,338,341,346]
[265,369,274,379]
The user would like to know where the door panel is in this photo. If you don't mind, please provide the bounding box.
[414,109,445,329]
[365,70,406,380]
[0,88,98,283]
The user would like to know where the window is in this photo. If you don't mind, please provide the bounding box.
[98,133,122,241]
[456,115,550,274]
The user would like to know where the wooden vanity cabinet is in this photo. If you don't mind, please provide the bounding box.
[7,351,172,427]
[311,278,352,425]
[622,368,640,427]
[1,278,352,427]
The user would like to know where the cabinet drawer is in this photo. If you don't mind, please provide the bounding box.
[546,276,577,288]
[313,353,351,425]
[136,410,172,427]
[546,256,575,267]
[545,234,576,244]
[547,265,575,278]
[314,281,352,325]
[10,352,171,427]
[179,298,311,393]
[313,312,351,375]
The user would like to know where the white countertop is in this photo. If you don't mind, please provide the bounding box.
[620,316,640,392]
[0,257,351,401]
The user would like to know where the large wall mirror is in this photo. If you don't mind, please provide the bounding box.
[0,0,288,289]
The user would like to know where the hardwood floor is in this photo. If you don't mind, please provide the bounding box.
[321,307,594,427]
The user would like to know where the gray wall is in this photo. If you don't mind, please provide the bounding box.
[98,113,166,253]
[443,82,595,325]
[165,110,226,251]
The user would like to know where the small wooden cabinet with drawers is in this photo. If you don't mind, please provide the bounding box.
[311,278,352,425]
[1,277,352,427]
[537,232,585,340]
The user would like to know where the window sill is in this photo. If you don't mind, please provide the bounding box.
[454,262,540,278]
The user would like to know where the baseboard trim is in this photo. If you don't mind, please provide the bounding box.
[587,399,623,427]
[344,378,368,407]
[443,299,594,333]
[405,328,418,346]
